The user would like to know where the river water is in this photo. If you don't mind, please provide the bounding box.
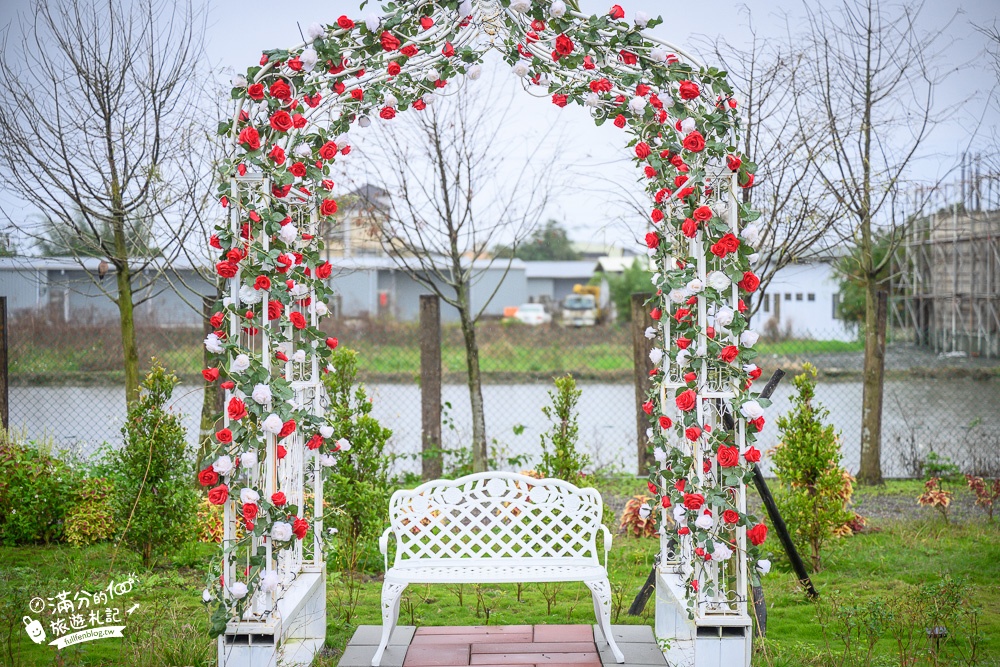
[11,376,1000,478]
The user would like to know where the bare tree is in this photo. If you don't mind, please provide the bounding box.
[355,85,558,472]
[789,0,957,483]
[0,0,207,402]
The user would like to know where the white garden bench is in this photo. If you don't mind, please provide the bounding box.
[372,471,625,666]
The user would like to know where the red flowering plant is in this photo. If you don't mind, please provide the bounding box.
[207,0,764,627]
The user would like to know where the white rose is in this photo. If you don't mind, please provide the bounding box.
[634,10,650,27]
[305,22,325,41]
[202,589,212,603]
[300,47,318,71]
[260,570,280,593]
[319,425,334,439]
[337,438,351,452]
[638,504,652,519]
[213,455,234,476]
[644,326,657,340]
[279,224,297,244]
[230,354,251,374]
[584,92,600,107]
[651,272,661,285]
[222,296,233,307]
[293,143,312,158]
[740,330,760,348]
[672,505,687,524]
[680,117,697,134]
[262,414,284,435]
[459,0,473,16]
[271,521,293,541]
[290,283,308,298]
[550,0,567,18]
[364,13,380,32]
[312,301,329,316]
[240,487,260,504]
[743,363,759,376]
[686,278,704,293]
[293,350,307,364]
[510,0,531,12]
[650,47,667,63]
[467,64,482,80]
[251,383,272,405]
[204,333,224,354]
[653,447,667,463]
[240,451,258,468]
[668,288,690,304]
[232,74,247,88]
[712,541,733,561]
[749,253,761,265]
[695,513,713,530]
[422,92,436,105]
[628,96,647,114]
[512,61,529,78]
[707,271,731,292]
[384,93,398,108]
[741,223,761,246]
[228,581,248,599]
[676,349,691,367]
[240,284,262,304]
[425,68,440,82]
[649,348,663,365]
[757,559,772,575]
[319,454,337,466]
[740,400,764,420]
[714,306,735,328]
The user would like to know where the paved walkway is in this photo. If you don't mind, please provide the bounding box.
[339,625,667,667]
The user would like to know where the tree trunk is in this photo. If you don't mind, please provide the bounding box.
[458,309,487,472]
[858,286,887,485]
[115,262,140,403]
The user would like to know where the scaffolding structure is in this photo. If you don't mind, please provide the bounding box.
[893,165,1000,358]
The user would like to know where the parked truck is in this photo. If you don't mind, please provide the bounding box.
[561,284,602,326]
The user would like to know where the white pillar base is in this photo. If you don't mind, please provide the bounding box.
[218,568,326,667]
[654,568,752,667]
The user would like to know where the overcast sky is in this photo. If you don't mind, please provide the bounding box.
[1,0,997,252]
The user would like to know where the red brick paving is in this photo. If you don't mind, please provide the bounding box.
[403,626,601,667]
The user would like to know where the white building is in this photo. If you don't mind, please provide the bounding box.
[757,258,856,341]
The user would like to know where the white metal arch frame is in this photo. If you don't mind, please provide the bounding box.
[204,0,773,662]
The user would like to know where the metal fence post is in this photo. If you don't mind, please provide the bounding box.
[420,294,442,480]
[0,297,7,431]
[631,292,655,475]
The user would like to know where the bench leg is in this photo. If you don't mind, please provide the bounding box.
[372,582,408,667]
[585,578,624,663]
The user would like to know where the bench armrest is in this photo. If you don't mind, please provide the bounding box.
[378,527,393,572]
[600,524,613,568]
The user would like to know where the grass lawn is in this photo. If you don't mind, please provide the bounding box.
[2,482,998,667]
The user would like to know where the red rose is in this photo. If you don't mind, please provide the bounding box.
[555,34,574,55]
[675,389,697,412]
[202,368,219,382]
[269,80,291,100]
[641,400,654,415]
[645,232,660,249]
[401,44,419,57]
[287,56,302,72]
[209,235,221,249]
[619,50,637,65]
[268,145,286,165]
[647,481,658,494]
[304,94,322,108]
[719,345,739,363]
[636,83,650,96]
[254,276,271,291]
[674,479,686,492]
[237,127,260,150]
[216,261,238,278]
[318,141,338,160]
[442,41,454,57]
[247,83,264,100]
[673,308,690,323]
[684,371,697,383]
[721,233,740,253]
[683,131,706,153]
[271,491,287,506]
[614,114,626,128]
[387,61,401,76]
[316,262,332,279]
[380,31,401,51]
[337,15,354,29]
[413,99,426,111]
[589,78,612,93]
[216,428,233,443]
[242,502,259,522]
[552,94,568,107]
[292,112,306,127]
[635,142,651,159]
[277,445,287,459]
[658,415,672,429]
[210,311,226,329]
[292,517,309,539]
[221,380,235,390]
[289,312,307,329]
[740,173,755,188]
[676,336,691,350]
[727,155,742,171]
[609,4,625,19]
[717,445,740,467]
[661,495,671,508]
[644,166,657,178]
[748,523,768,546]
[744,446,762,463]
[318,198,339,217]
[208,484,229,505]
[326,337,339,349]
[692,206,713,222]
[198,467,219,487]
[269,111,293,133]
[651,209,664,223]
[307,434,324,450]
[685,427,701,441]
[289,162,307,178]
[678,80,700,100]
[228,397,247,421]
[650,307,662,321]
[738,271,761,292]
[379,106,396,120]
[751,416,765,432]
[267,300,283,320]
[683,493,705,510]
[681,218,698,238]
[278,419,297,438]
[723,509,740,524]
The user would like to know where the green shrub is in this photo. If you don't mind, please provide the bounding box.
[64,477,115,546]
[537,374,589,482]
[321,348,393,574]
[109,361,198,566]
[771,364,853,573]
[0,429,78,545]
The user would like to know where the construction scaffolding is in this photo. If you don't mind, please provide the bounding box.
[893,165,1000,359]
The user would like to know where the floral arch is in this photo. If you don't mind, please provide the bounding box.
[202,0,768,661]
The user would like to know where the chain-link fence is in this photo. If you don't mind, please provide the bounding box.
[7,311,1000,478]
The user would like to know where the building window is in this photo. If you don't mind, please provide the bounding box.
[784,293,791,301]
[832,294,841,319]
[796,293,803,301]
[763,293,770,313]
[808,293,815,302]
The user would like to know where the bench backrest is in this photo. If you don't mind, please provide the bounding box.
[387,472,604,566]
